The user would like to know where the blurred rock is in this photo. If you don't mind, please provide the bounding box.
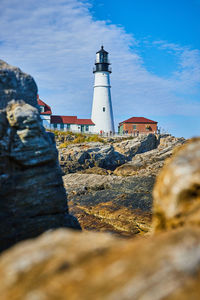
[153,138,200,232]
[0,227,200,300]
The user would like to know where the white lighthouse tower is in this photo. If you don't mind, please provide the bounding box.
[91,46,115,134]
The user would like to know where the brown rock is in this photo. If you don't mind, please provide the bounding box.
[64,173,154,237]
[0,227,200,299]
[153,138,200,232]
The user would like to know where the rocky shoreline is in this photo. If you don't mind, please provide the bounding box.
[57,133,185,237]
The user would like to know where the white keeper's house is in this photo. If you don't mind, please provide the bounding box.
[38,95,95,133]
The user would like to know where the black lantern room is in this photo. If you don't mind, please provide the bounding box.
[93,46,112,73]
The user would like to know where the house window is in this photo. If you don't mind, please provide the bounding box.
[85,125,89,131]
[103,107,105,112]
[67,124,70,131]
[60,123,64,130]
[53,124,57,129]
[40,106,45,113]
[133,125,137,130]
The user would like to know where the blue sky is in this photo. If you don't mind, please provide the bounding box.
[0,0,200,138]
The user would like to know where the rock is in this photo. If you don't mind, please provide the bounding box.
[0,60,37,109]
[59,143,126,173]
[79,167,110,175]
[113,133,157,159]
[1,227,200,299]
[0,61,80,252]
[153,138,200,232]
[58,134,160,174]
[114,136,185,177]
[64,173,154,236]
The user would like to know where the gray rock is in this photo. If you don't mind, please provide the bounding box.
[59,143,126,173]
[114,136,185,176]
[0,61,80,252]
[0,60,38,109]
[114,134,157,159]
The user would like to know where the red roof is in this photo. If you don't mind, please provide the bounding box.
[37,98,52,115]
[76,119,95,125]
[120,117,157,125]
[51,115,77,124]
[51,115,94,125]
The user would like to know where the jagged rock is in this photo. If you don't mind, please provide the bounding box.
[58,134,159,174]
[64,173,154,236]
[153,138,200,232]
[0,61,80,252]
[59,143,126,173]
[114,136,185,176]
[113,133,157,158]
[0,227,200,300]
[0,60,37,109]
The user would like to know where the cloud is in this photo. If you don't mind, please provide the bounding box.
[0,0,199,137]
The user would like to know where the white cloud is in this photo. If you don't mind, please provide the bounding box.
[0,0,199,137]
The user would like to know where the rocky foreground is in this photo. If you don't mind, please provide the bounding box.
[58,133,185,237]
[0,138,199,300]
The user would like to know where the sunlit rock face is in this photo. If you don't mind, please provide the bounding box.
[153,138,200,232]
[0,61,80,252]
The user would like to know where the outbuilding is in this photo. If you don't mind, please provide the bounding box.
[118,117,158,135]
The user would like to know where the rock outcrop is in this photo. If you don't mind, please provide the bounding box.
[64,173,154,236]
[58,134,159,174]
[0,135,199,300]
[113,133,157,158]
[0,60,38,109]
[153,138,200,232]
[60,135,185,237]
[114,135,185,177]
[0,60,80,252]
[59,143,126,173]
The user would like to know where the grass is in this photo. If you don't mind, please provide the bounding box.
[50,130,105,148]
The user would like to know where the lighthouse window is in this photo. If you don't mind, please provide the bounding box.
[103,107,106,112]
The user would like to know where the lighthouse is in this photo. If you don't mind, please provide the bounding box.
[91,46,115,134]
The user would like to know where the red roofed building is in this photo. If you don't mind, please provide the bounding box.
[118,117,158,135]
[37,96,95,133]
[37,95,52,128]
